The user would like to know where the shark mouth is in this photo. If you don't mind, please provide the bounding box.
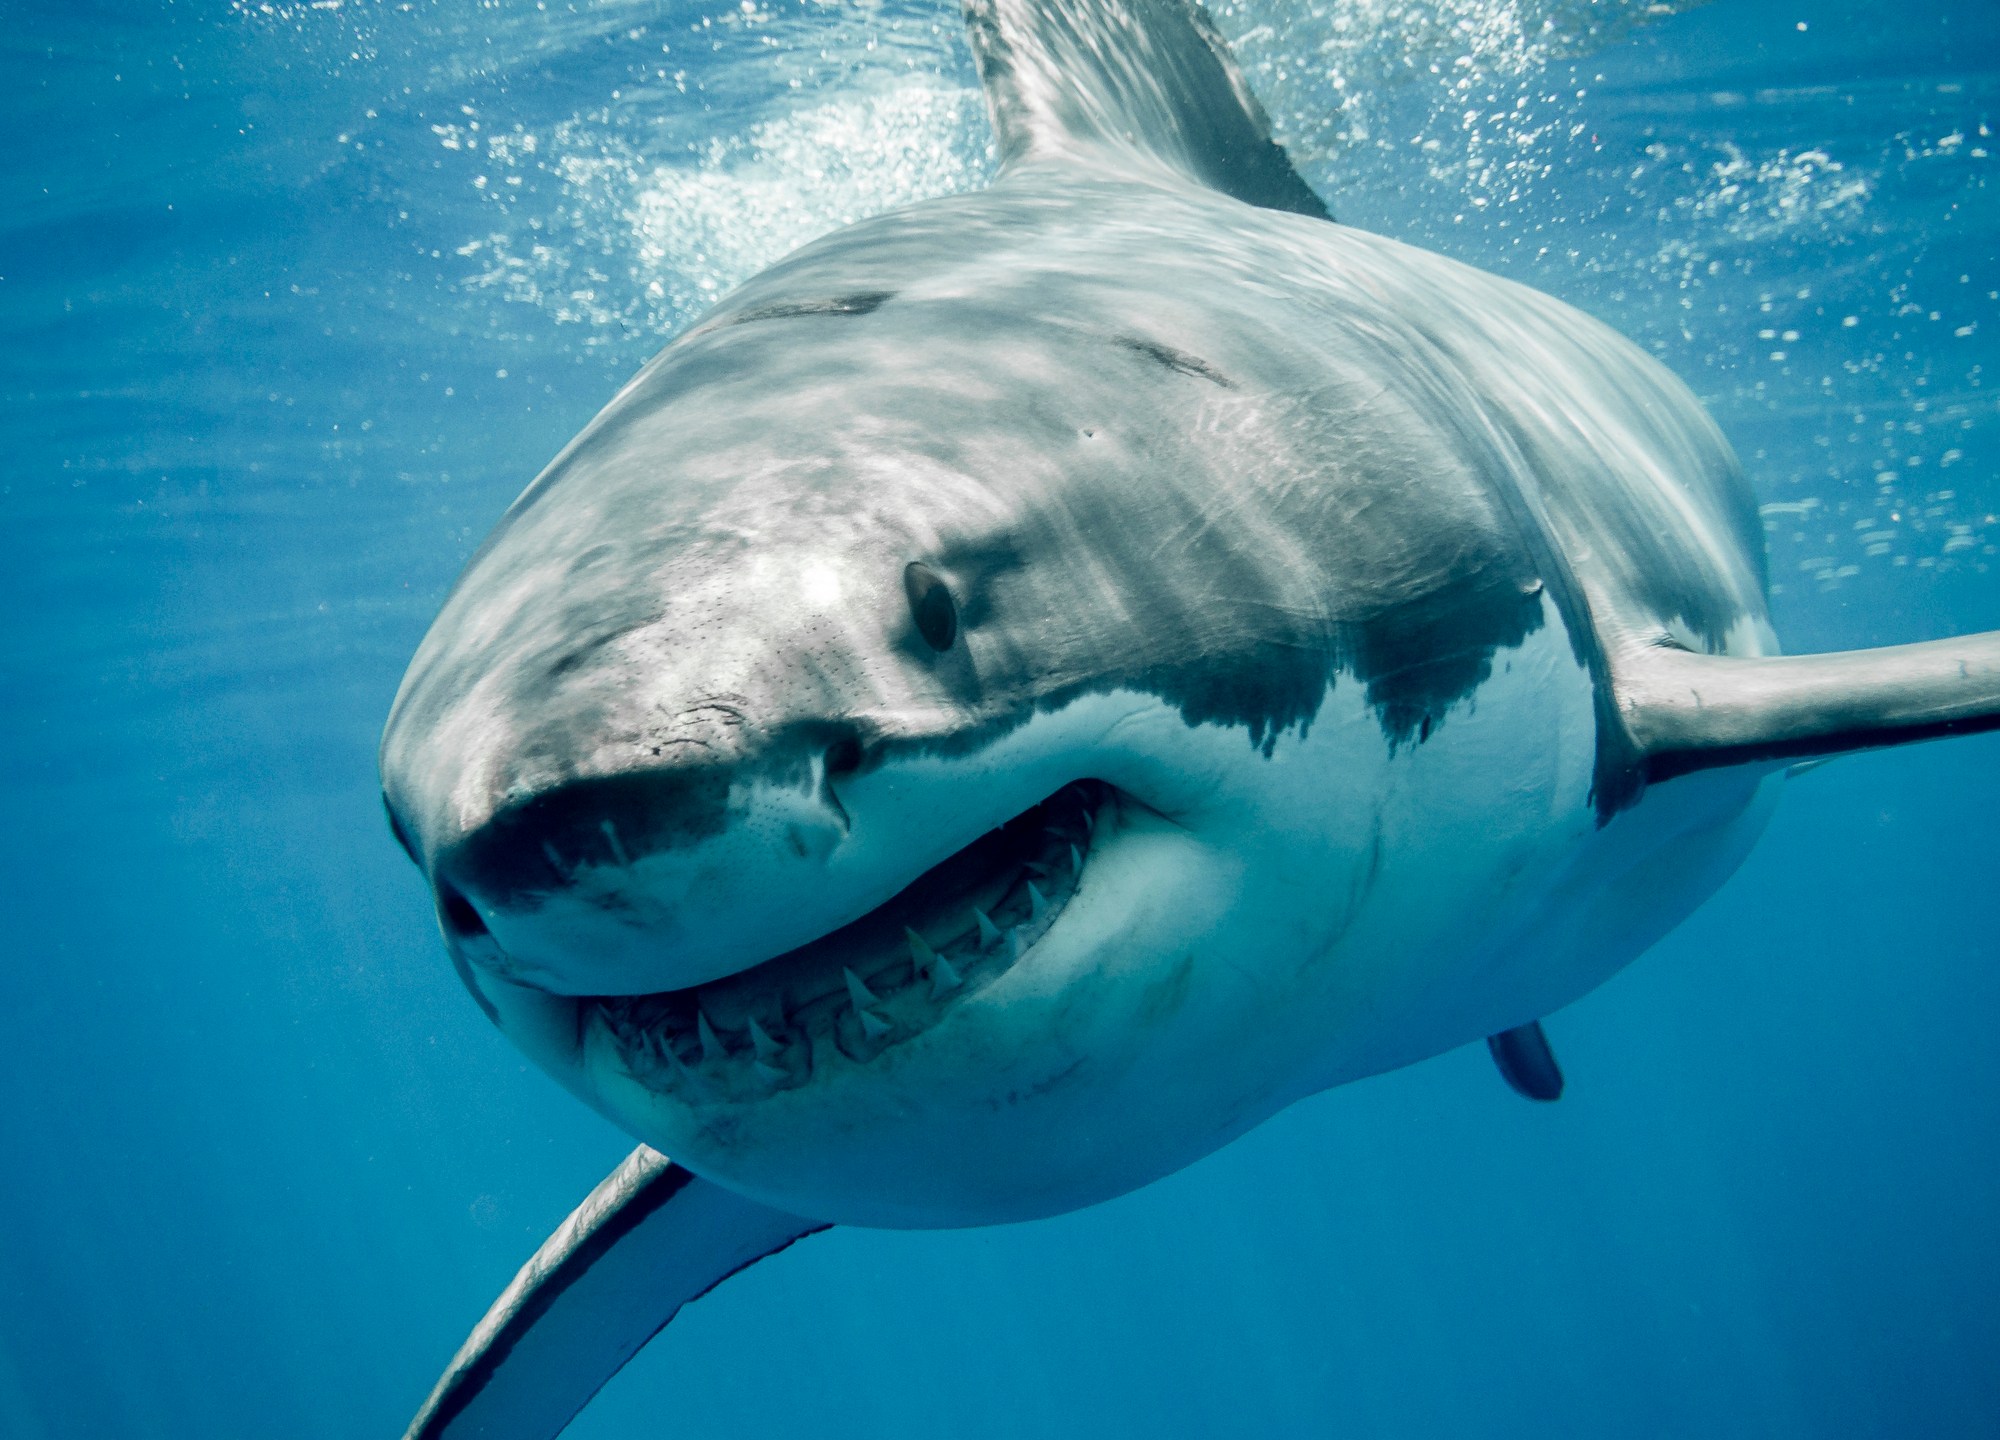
[590,780,1112,1102]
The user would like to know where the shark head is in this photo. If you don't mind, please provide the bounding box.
[380,198,1587,1226]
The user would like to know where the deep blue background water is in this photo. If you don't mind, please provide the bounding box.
[3,0,1997,1435]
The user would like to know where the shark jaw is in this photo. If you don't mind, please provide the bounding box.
[572,759,1257,1230]
[441,621,1618,1229]
[441,685,1308,1229]
[589,778,1115,1100]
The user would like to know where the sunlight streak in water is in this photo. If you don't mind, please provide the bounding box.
[210,0,1999,593]
[454,78,991,333]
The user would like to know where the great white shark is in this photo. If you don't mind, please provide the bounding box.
[379,2,2000,1434]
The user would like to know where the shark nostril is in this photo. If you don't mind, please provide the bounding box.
[824,734,862,778]
[820,734,863,833]
[438,883,490,942]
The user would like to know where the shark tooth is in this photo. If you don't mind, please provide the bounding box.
[661,1039,695,1081]
[1025,860,1052,878]
[1026,880,1048,923]
[665,1041,719,1097]
[905,926,938,975]
[1001,927,1022,962]
[1081,807,1095,833]
[753,1059,787,1086]
[697,1011,724,1064]
[746,1015,780,1063]
[972,906,1003,950]
[1068,843,1083,876]
[929,953,962,997]
[844,967,881,1011]
[600,818,632,867]
[858,1008,892,1040]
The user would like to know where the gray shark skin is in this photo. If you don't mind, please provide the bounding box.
[382,2,2000,1435]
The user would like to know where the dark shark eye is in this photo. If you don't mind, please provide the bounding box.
[903,562,958,652]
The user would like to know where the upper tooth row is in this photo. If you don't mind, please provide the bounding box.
[647,888,1043,1071]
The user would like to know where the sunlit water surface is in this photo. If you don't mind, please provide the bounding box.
[3,1,1997,1435]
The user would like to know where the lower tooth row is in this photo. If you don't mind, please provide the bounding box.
[620,795,1098,1092]
[617,899,1035,1092]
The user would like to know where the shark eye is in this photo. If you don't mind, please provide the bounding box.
[903,561,958,652]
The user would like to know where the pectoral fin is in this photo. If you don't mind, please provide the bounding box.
[1488,1021,1565,1102]
[1615,629,2000,783]
[403,1147,826,1440]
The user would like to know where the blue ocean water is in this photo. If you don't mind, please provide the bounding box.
[3,0,1997,1434]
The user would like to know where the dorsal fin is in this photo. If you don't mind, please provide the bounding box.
[961,0,1331,218]
[1614,629,2000,784]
